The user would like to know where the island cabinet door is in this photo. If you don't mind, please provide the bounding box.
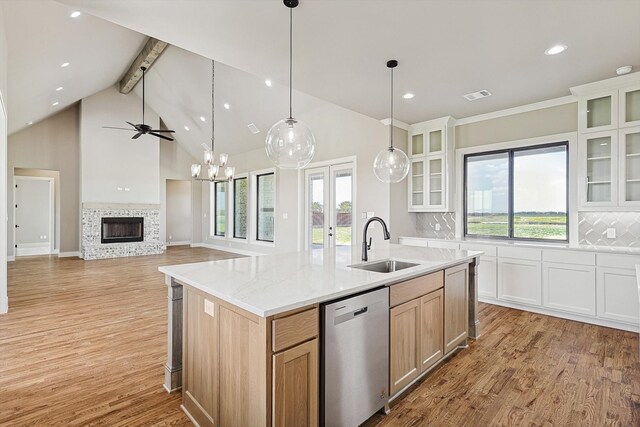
[273,338,318,427]
[182,288,218,427]
[390,298,421,396]
[444,264,469,354]
[420,289,444,372]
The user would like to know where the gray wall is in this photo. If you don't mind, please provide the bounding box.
[456,102,578,148]
[388,125,416,243]
[8,104,80,256]
[14,169,60,250]
[166,179,192,243]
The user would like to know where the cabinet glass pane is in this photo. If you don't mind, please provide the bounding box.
[428,158,442,206]
[586,136,612,202]
[412,134,423,155]
[625,131,640,201]
[429,130,442,153]
[411,161,424,206]
[625,90,640,123]
[587,96,612,128]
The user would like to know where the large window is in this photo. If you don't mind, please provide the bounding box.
[464,142,568,241]
[233,177,248,239]
[213,182,226,237]
[256,172,275,242]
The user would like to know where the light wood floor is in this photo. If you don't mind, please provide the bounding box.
[1,247,638,426]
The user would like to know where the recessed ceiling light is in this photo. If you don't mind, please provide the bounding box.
[26,121,33,126]
[184,126,190,131]
[223,103,230,110]
[56,86,63,91]
[265,79,272,87]
[61,62,70,68]
[52,102,59,106]
[70,11,81,18]
[616,65,633,75]
[402,93,415,99]
[199,116,206,122]
[544,44,567,55]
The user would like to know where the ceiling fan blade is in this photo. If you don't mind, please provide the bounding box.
[150,129,175,133]
[132,132,143,139]
[149,132,174,141]
[103,126,134,131]
[125,121,141,130]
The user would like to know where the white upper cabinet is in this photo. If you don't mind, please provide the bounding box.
[408,116,455,212]
[573,73,640,210]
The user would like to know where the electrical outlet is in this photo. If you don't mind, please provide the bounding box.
[168,235,172,240]
[204,299,214,316]
[367,211,375,218]
[606,228,616,239]
[283,213,288,219]
[435,224,441,231]
[361,212,367,219]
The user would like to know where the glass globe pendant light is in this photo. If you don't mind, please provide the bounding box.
[265,0,316,169]
[373,60,410,183]
[191,60,235,182]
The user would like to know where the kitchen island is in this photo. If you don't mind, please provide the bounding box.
[160,244,482,426]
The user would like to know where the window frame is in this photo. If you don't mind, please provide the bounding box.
[253,170,276,244]
[231,175,249,241]
[463,141,570,243]
[213,181,227,238]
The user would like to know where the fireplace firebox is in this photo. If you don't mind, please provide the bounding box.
[101,217,144,244]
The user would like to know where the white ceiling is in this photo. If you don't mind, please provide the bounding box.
[57,0,640,124]
[4,0,146,134]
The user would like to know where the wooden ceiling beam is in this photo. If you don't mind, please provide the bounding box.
[119,37,168,94]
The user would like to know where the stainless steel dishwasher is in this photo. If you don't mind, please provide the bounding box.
[321,287,389,427]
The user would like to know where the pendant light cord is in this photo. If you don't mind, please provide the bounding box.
[389,66,394,150]
[211,59,215,152]
[289,7,293,120]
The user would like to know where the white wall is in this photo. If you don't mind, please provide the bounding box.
[166,179,192,244]
[80,86,160,204]
[0,1,9,313]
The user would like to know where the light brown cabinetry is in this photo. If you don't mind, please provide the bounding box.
[420,289,444,372]
[389,298,421,395]
[444,264,469,354]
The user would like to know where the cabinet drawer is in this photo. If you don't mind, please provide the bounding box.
[596,253,640,270]
[497,246,542,261]
[390,271,444,307]
[460,243,497,257]
[542,249,595,266]
[272,308,319,352]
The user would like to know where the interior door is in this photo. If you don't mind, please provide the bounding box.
[304,162,354,250]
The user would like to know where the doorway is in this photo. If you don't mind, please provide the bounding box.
[304,161,355,250]
[166,179,192,245]
[14,176,54,256]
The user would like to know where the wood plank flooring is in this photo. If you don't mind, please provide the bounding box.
[1,247,638,426]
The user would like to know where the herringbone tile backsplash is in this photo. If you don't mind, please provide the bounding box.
[578,212,640,248]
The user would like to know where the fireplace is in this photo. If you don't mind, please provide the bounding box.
[101,217,144,244]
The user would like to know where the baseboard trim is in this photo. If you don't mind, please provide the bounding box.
[16,243,52,256]
[190,242,263,257]
[0,296,7,314]
[7,256,15,262]
[58,251,81,258]
[479,296,639,333]
[166,241,191,247]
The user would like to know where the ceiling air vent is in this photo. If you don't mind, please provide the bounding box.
[247,123,260,134]
[463,90,492,101]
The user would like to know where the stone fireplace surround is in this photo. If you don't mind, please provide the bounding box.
[81,203,165,260]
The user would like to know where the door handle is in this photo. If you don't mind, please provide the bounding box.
[15,224,19,228]
[328,226,333,237]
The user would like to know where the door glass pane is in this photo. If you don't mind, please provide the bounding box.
[334,170,353,247]
[625,131,640,201]
[411,134,423,155]
[214,182,226,237]
[465,153,509,237]
[233,178,247,239]
[428,158,442,206]
[587,96,612,128]
[429,130,442,153]
[309,173,324,249]
[625,90,640,123]
[513,145,567,240]
[257,173,275,242]
[411,161,423,206]
[586,136,612,202]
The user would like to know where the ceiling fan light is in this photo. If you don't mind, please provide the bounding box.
[191,164,202,179]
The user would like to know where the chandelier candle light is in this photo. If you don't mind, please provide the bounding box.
[264,0,316,169]
[191,60,235,182]
[373,60,410,183]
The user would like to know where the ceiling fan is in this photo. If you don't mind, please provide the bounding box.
[103,66,175,141]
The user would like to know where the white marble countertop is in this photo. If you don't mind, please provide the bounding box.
[400,236,640,255]
[159,244,482,317]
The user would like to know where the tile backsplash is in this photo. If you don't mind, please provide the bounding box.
[578,212,640,248]
[415,212,456,239]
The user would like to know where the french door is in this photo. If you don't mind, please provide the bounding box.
[304,162,354,249]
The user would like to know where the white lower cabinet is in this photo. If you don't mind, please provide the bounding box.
[543,262,596,316]
[498,258,542,306]
[596,267,640,324]
[477,256,497,298]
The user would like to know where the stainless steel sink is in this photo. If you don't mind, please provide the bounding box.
[349,259,419,273]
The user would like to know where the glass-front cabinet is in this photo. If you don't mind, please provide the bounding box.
[407,116,455,212]
[619,126,640,206]
[578,90,618,134]
[620,84,640,128]
[580,131,618,207]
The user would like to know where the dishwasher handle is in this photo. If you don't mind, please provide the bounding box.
[333,300,386,326]
[354,307,368,316]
